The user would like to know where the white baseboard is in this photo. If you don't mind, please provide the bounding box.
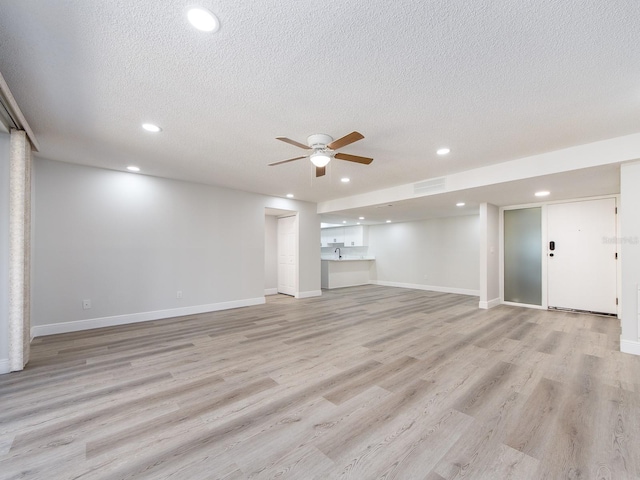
[324,282,372,290]
[30,297,266,338]
[295,290,322,299]
[620,339,640,356]
[370,280,479,297]
[264,288,278,296]
[479,297,501,309]
[0,358,9,375]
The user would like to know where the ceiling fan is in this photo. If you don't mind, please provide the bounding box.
[269,131,373,177]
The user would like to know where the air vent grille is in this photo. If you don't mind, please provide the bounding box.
[414,177,446,195]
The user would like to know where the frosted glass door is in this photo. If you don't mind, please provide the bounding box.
[504,208,542,305]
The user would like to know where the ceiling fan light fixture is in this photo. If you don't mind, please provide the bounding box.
[310,152,331,167]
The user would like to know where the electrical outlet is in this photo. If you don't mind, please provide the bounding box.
[176,291,183,299]
[82,299,91,310]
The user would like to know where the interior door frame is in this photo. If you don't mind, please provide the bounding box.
[276,212,299,297]
[499,194,620,317]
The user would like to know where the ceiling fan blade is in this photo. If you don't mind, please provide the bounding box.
[316,166,326,177]
[334,152,373,165]
[327,131,364,150]
[276,137,311,150]
[268,156,307,166]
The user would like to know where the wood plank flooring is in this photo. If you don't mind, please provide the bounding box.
[1,285,639,479]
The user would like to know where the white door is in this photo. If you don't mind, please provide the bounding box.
[277,215,298,296]
[547,198,617,314]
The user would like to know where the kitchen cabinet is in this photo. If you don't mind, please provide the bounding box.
[321,225,368,247]
[321,258,375,289]
[321,227,344,246]
[343,225,367,246]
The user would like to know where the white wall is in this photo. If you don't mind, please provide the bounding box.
[32,158,320,334]
[479,203,500,308]
[368,215,480,295]
[0,131,10,371]
[264,215,277,293]
[290,204,321,297]
[620,162,640,355]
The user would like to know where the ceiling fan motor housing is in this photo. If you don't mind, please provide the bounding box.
[307,133,333,149]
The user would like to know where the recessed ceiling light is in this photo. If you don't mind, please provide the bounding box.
[437,148,451,155]
[187,7,220,32]
[126,166,140,172]
[535,191,550,197]
[341,177,350,183]
[386,220,392,223]
[358,216,365,220]
[357,222,361,225]
[142,123,161,133]
[286,193,294,198]
[342,221,347,224]
[456,202,465,207]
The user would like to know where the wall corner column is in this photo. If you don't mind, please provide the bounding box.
[479,202,500,309]
[8,129,31,371]
[620,162,640,355]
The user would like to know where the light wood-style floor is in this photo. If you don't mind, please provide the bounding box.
[1,285,639,479]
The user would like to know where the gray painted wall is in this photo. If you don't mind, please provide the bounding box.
[368,215,480,291]
[0,131,10,362]
[32,158,319,328]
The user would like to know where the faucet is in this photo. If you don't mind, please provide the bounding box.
[334,247,342,259]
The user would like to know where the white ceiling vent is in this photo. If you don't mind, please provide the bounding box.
[414,177,446,196]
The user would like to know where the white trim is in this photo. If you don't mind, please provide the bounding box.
[502,301,547,310]
[295,290,322,299]
[370,280,479,297]
[322,283,372,290]
[30,297,265,338]
[0,358,9,375]
[620,339,640,356]
[264,288,278,296]
[479,298,501,309]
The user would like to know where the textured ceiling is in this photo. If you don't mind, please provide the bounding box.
[0,0,638,203]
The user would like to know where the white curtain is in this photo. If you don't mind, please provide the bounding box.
[8,129,31,372]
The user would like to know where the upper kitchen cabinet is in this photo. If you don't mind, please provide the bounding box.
[321,225,368,247]
[321,227,344,247]
[344,225,368,246]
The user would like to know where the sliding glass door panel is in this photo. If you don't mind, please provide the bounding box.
[504,208,542,306]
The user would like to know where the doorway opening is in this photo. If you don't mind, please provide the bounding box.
[502,196,619,316]
[265,208,299,298]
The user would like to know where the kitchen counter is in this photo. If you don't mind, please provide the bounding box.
[321,258,374,289]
